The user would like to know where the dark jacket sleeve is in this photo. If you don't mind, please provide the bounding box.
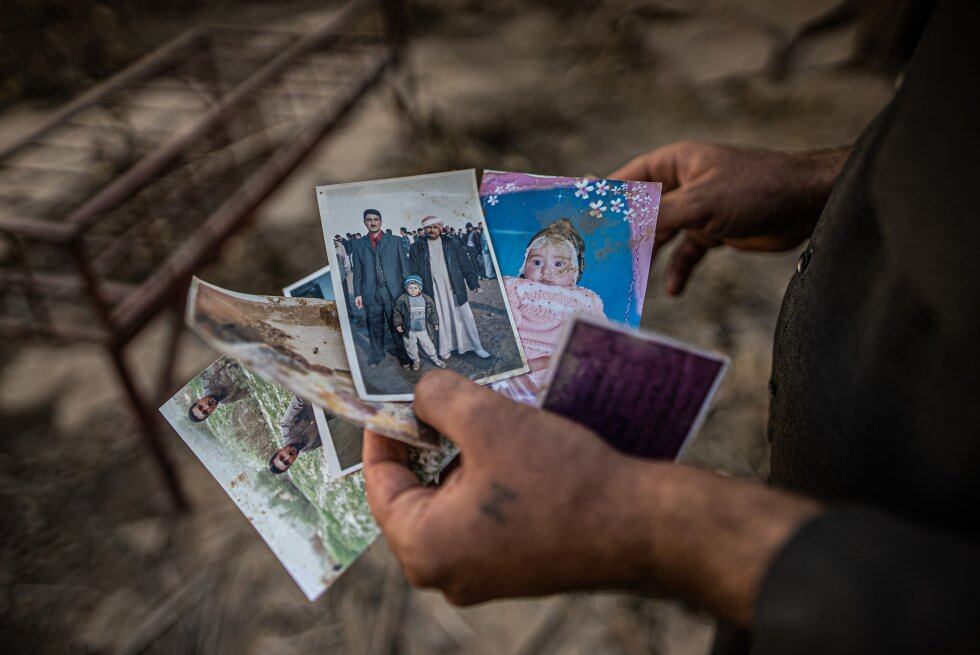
[398,239,411,281]
[392,295,406,331]
[452,238,480,291]
[753,506,980,655]
[350,242,364,299]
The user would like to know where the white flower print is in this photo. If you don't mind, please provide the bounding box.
[486,194,499,206]
[574,179,593,199]
[593,180,609,196]
[589,200,607,218]
[610,198,624,212]
[622,207,633,218]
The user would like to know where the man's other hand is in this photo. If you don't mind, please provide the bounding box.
[362,371,645,605]
[355,296,364,309]
[610,141,849,295]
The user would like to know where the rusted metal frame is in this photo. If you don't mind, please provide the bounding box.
[87,44,382,278]
[30,140,149,159]
[62,120,174,141]
[119,79,221,98]
[70,238,118,338]
[0,166,91,189]
[380,0,411,49]
[0,270,133,302]
[0,161,99,177]
[87,123,290,277]
[0,316,107,342]
[66,0,369,231]
[105,342,189,511]
[0,216,76,242]
[110,46,395,343]
[69,232,188,509]
[104,98,211,114]
[84,161,192,272]
[156,286,189,401]
[0,28,205,163]
[1,231,52,328]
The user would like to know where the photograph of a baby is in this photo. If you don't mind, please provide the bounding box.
[317,171,528,401]
[481,171,661,403]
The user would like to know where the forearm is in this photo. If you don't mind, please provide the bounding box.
[617,461,823,627]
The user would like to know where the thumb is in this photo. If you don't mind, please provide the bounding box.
[413,370,517,456]
[362,429,435,529]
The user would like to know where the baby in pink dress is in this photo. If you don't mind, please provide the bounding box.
[496,218,606,402]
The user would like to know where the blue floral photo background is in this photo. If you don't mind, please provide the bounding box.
[482,178,642,326]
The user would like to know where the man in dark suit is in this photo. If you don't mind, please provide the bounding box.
[350,209,412,367]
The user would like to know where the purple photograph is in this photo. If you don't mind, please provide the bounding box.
[541,316,728,460]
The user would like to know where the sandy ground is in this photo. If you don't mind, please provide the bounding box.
[0,1,896,653]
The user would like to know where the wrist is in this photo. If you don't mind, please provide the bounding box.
[623,462,823,626]
[792,147,851,227]
[586,455,668,588]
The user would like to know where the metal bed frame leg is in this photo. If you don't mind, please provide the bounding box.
[156,291,188,401]
[107,342,190,512]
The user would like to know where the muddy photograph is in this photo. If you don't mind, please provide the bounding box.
[186,278,443,450]
[161,357,378,600]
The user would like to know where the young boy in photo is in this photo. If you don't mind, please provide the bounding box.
[393,275,446,371]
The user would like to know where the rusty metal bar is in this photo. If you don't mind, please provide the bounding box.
[3,232,52,328]
[106,342,190,511]
[70,238,117,335]
[0,316,108,342]
[111,46,395,341]
[0,1,410,511]
[0,270,133,302]
[67,0,370,231]
[0,27,205,163]
[0,216,77,242]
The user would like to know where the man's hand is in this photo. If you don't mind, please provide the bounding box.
[355,296,364,309]
[363,371,823,625]
[363,371,645,604]
[610,141,849,295]
[396,326,403,333]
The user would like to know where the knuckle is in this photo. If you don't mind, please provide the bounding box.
[676,139,705,154]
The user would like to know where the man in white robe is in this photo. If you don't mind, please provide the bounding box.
[408,215,491,360]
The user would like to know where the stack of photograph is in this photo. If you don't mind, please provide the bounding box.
[162,168,666,600]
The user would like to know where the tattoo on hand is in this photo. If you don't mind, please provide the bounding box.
[479,481,519,525]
